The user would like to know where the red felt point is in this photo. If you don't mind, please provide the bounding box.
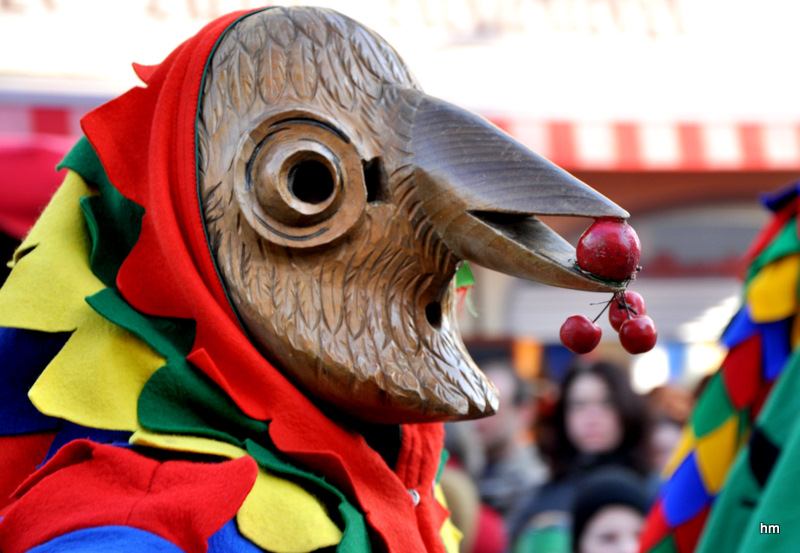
[0,432,57,513]
[672,505,709,553]
[132,62,159,84]
[751,379,775,421]
[0,440,257,553]
[639,500,670,553]
[721,334,762,410]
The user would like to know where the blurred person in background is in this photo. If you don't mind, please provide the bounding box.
[645,385,693,474]
[510,360,654,550]
[569,468,648,553]
[470,360,549,527]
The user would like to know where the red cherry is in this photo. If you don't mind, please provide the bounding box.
[609,291,646,332]
[560,315,602,354]
[576,218,642,282]
[618,315,657,354]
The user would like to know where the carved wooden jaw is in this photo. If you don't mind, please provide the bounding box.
[197,7,629,425]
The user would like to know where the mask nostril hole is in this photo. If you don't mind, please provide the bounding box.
[364,157,388,204]
[425,301,442,329]
[289,159,335,204]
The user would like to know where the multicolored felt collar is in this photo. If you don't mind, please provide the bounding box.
[0,7,455,552]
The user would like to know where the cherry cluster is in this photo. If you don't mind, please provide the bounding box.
[559,291,658,355]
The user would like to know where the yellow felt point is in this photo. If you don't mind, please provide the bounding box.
[28,309,164,432]
[694,414,739,493]
[435,483,463,553]
[746,254,800,322]
[130,431,343,552]
[0,171,103,332]
[662,425,697,479]
[238,468,343,553]
[130,431,248,460]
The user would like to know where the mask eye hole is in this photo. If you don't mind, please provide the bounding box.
[235,114,366,249]
[289,158,335,205]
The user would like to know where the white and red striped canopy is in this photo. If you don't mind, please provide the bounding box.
[487,116,800,172]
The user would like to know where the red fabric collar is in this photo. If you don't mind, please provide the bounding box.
[80,10,446,552]
[0,440,257,553]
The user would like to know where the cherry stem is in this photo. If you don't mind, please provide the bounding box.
[592,297,613,324]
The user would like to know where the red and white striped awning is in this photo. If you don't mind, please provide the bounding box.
[488,117,800,172]
[2,103,800,172]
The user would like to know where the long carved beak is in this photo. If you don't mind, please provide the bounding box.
[404,90,630,292]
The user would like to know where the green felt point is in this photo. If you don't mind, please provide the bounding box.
[691,372,735,438]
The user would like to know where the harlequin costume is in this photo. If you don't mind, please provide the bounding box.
[0,8,459,552]
[639,182,800,553]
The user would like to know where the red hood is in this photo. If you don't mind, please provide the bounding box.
[81,9,447,552]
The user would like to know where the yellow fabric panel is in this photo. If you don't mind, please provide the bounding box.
[130,430,249,460]
[746,254,800,322]
[131,431,343,553]
[694,414,739,494]
[0,171,104,331]
[435,482,463,553]
[238,465,343,553]
[28,310,162,432]
[662,425,697,479]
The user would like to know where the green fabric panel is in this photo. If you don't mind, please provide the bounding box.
[455,263,474,289]
[86,288,195,364]
[57,137,107,186]
[648,535,678,553]
[698,348,800,553]
[738,407,752,445]
[735,421,800,553]
[436,448,449,483]
[754,350,800,444]
[695,451,759,553]
[513,526,570,553]
[79,194,143,289]
[691,372,734,437]
[245,439,371,553]
[60,137,144,289]
[137,363,268,445]
[745,217,800,285]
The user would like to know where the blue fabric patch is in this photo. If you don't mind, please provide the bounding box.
[0,326,67,434]
[761,180,800,212]
[208,519,264,552]
[43,422,132,465]
[761,319,792,382]
[720,308,757,349]
[26,526,184,552]
[661,453,712,528]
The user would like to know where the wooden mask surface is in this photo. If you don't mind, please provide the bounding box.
[197,7,628,424]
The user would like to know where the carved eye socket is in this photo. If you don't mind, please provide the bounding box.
[235,116,366,248]
[289,158,335,205]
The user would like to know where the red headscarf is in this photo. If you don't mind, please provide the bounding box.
[81,9,447,552]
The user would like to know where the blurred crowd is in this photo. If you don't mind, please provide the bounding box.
[442,358,696,553]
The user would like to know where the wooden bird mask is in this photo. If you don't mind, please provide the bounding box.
[197,7,628,424]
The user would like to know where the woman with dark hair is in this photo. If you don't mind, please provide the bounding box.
[511,361,655,552]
